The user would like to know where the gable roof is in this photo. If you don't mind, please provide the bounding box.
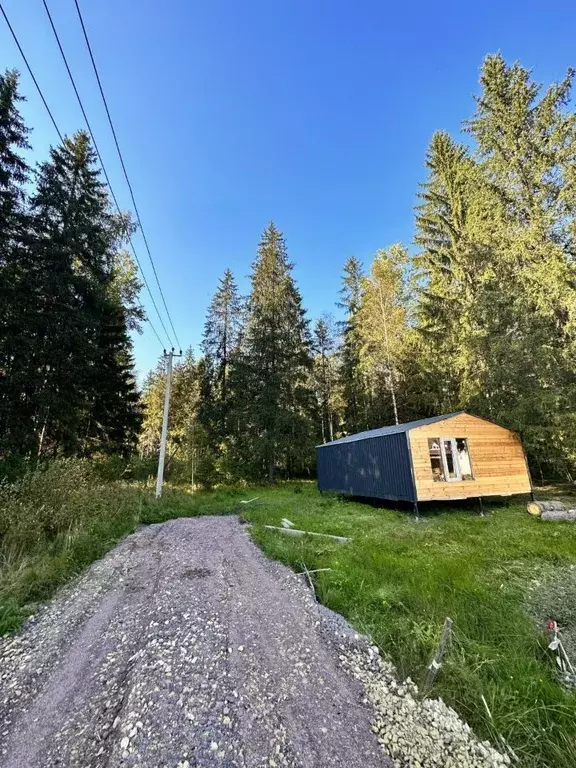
[316,412,467,448]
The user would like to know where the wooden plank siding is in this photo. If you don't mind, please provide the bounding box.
[408,413,531,501]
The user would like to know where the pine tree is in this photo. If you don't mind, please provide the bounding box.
[338,256,369,433]
[199,268,243,444]
[0,70,32,456]
[234,223,313,480]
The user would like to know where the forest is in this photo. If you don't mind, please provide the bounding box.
[2,53,576,485]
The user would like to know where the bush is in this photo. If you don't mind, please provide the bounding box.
[0,459,94,547]
[0,459,146,634]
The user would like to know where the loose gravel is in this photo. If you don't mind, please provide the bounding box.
[0,516,509,768]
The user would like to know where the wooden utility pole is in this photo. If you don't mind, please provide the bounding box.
[155,349,181,499]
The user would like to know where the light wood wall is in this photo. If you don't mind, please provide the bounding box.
[408,413,532,501]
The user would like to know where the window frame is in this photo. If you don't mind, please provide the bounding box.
[440,438,461,482]
[428,436,474,483]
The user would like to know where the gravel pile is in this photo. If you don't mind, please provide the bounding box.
[315,606,510,768]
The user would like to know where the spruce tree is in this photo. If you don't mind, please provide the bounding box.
[139,357,166,457]
[82,303,142,455]
[414,55,576,477]
[199,268,243,444]
[235,223,313,480]
[0,70,32,456]
[311,316,340,442]
[24,130,140,456]
[338,256,369,433]
[140,350,214,485]
[466,55,576,473]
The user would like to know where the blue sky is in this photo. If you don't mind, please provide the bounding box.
[1,0,575,378]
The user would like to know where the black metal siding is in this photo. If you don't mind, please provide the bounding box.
[316,432,416,502]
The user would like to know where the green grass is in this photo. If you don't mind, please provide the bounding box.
[2,469,576,767]
[0,461,242,635]
[238,483,576,768]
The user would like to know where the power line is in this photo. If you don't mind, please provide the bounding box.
[0,0,169,352]
[0,2,62,142]
[40,0,174,350]
[73,0,182,351]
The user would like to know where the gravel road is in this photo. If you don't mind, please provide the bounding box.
[0,516,390,768]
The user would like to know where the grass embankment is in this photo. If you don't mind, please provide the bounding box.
[2,471,576,766]
[239,484,576,768]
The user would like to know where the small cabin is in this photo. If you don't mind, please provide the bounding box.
[316,412,532,508]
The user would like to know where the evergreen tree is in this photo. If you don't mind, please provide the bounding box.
[21,130,140,456]
[338,256,369,433]
[311,316,341,443]
[139,350,215,485]
[415,55,576,477]
[82,303,142,455]
[414,131,491,415]
[198,268,243,444]
[0,70,32,455]
[466,55,576,474]
[234,223,313,480]
[0,69,28,265]
[139,357,166,457]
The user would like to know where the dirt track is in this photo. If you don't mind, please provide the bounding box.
[0,516,389,768]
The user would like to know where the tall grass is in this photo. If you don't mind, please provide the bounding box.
[0,460,241,635]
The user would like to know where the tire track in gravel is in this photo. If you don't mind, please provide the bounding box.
[0,516,390,768]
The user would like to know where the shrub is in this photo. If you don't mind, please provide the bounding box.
[0,459,95,547]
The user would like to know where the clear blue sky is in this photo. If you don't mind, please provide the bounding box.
[1,0,575,379]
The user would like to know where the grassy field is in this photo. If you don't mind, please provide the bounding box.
[2,468,576,767]
[238,483,576,768]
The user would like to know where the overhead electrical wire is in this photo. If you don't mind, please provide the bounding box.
[0,2,63,142]
[73,0,182,352]
[39,0,174,350]
[0,0,170,351]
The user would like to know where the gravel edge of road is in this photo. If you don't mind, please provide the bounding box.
[297,580,511,768]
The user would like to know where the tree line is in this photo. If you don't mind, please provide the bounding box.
[0,69,142,471]
[3,54,576,485]
[141,54,576,485]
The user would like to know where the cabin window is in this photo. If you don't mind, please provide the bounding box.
[428,437,473,482]
[428,439,445,481]
[456,438,473,480]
